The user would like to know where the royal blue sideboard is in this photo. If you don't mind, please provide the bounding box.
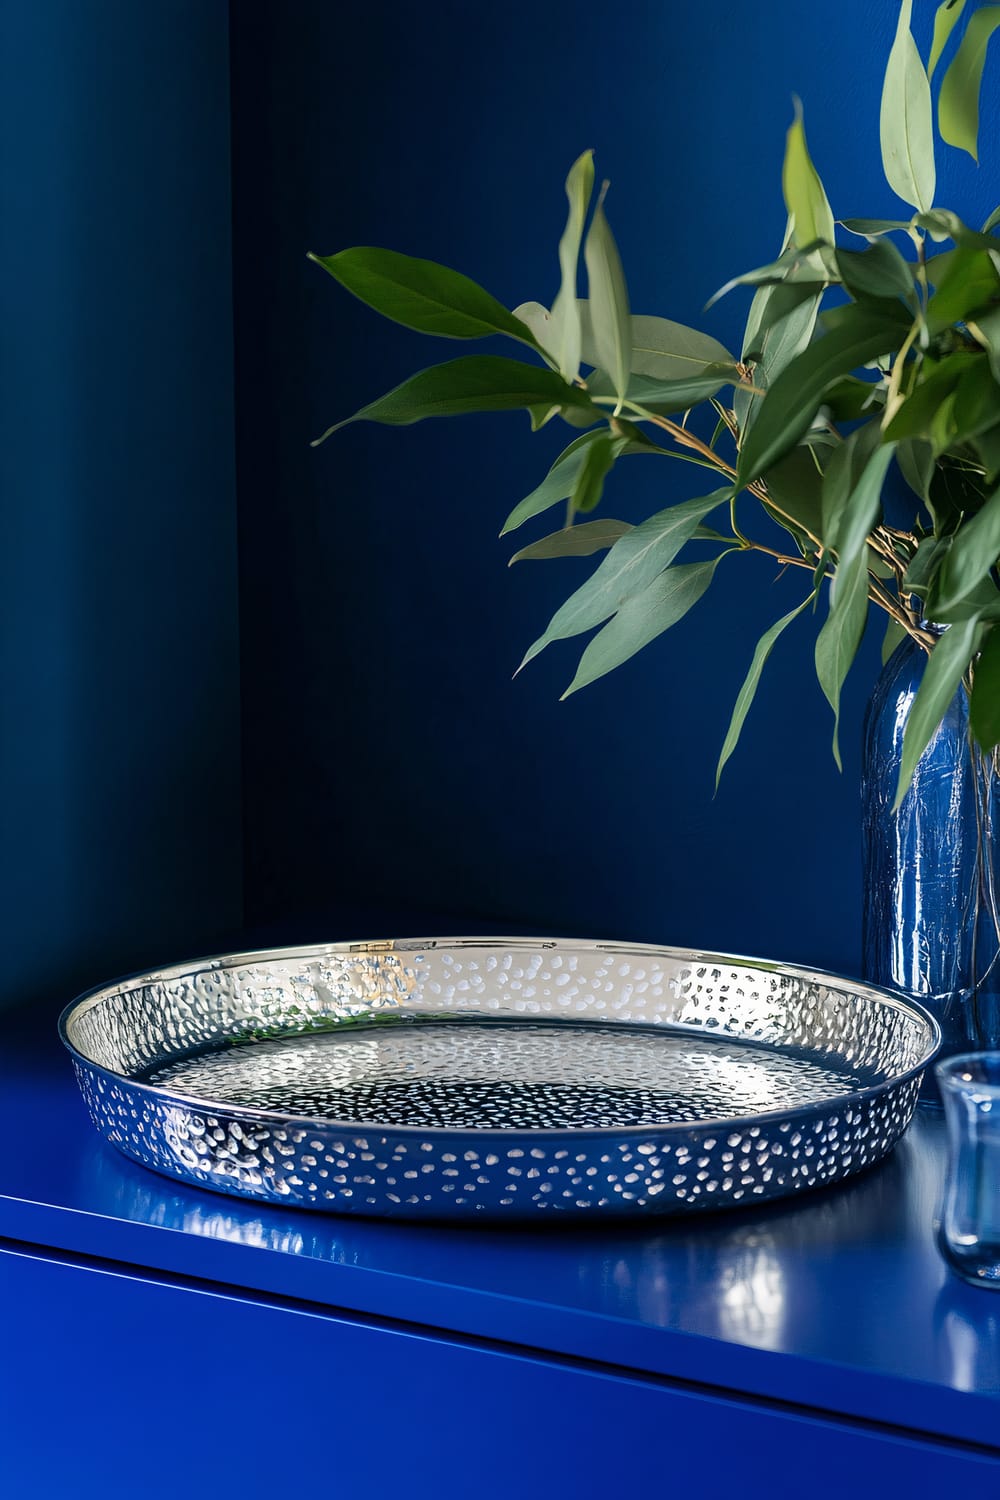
[2,992,999,1498]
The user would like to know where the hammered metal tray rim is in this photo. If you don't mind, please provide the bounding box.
[58,935,942,1140]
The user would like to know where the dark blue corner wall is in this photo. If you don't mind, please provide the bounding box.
[230,0,999,972]
[0,1,242,1009]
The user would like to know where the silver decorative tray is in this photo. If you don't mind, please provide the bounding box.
[59,937,939,1220]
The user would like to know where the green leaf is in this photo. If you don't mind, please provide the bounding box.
[931,577,1000,622]
[502,430,605,534]
[314,356,596,446]
[932,482,1000,614]
[308,248,539,346]
[895,615,985,807]
[511,301,554,350]
[519,488,730,668]
[904,533,952,596]
[915,208,990,245]
[897,436,935,502]
[710,243,836,305]
[509,518,632,564]
[984,205,1000,235]
[835,240,915,303]
[881,616,907,664]
[968,305,1000,382]
[782,100,835,248]
[591,365,738,414]
[715,592,815,788]
[840,218,913,237]
[583,186,631,411]
[975,422,1000,481]
[562,560,722,697]
[938,4,1000,161]
[823,375,886,421]
[597,311,734,379]
[737,284,823,436]
[548,151,595,382]
[572,433,615,515]
[926,245,1000,334]
[821,421,888,557]
[884,351,972,444]
[880,0,936,213]
[930,0,967,77]
[737,304,911,486]
[970,626,1000,749]
[952,358,1000,446]
[763,444,826,552]
[816,544,871,769]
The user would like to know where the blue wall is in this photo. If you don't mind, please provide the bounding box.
[230,0,1000,972]
[0,1,243,1008]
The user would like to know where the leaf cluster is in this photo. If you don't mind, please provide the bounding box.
[310,0,1000,805]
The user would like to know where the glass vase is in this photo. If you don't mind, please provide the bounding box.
[862,632,1000,1071]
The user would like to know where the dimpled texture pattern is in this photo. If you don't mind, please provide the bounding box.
[62,938,937,1220]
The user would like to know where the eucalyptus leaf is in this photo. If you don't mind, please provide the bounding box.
[884,352,973,445]
[308,248,539,346]
[926,245,1000,333]
[821,421,885,556]
[737,304,910,487]
[840,219,913,237]
[737,284,823,436]
[835,240,915,304]
[782,100,835,248]
[823,375,886,421]
[832,437,896,601]
[548,151,595,381]
[930,576,1000,622]
[590,366,738,414]
[583,186,631,410]
[763,445,826,552]
[710,243,835,305]
[975,423,1000,481]
[519,488,731,668]
[905,534,952,596]
[512,301,554,351]
[880,0,936,213]
[534,303,738,380]
[932,483,1000,614]
[970,626,1000,749]
[509,519,633,564]
[527,403,559,432]
[572,433,616,515]
[915,209,976,244]
[613,313,735,378]
[938,4,1000,161]
[968,305,1000,382]
[897,436,935,502]
[562,559,723,697]
[816,544,871,768]
[895,615,985,807]
[313,356,595,446]
[715,591,815,788]
[952,358,1000,446]
[929,0,967,77]
[502,430,606,534]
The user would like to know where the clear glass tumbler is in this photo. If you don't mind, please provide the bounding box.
[937,1052,1000,1288]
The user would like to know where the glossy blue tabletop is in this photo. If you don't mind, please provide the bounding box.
[2,979,998,1450]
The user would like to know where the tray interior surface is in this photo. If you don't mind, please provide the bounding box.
[142,1018,883,1130]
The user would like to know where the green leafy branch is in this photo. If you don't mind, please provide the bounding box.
[309,0,1000,806]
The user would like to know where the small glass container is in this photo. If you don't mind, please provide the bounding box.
[937,1052,1000,1288]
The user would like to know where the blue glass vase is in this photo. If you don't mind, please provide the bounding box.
[862,633,1000,1067]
